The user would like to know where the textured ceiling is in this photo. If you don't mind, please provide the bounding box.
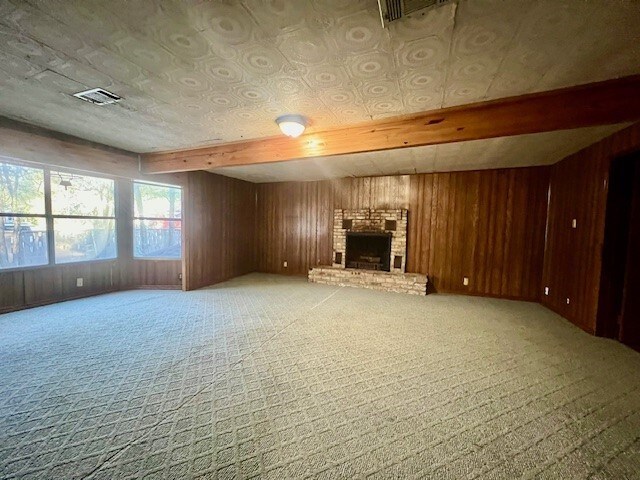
[210,124,629,182]
[0,0,639,156]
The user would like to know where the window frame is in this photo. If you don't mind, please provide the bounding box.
[132,180,183,261]
[0,160,49,271]
[0,160,119,271]
[50,169,118,265]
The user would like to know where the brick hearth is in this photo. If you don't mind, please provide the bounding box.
[309,267,428,295]
[309,208,428,295]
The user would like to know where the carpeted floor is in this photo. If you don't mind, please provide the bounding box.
[1,273,640,480]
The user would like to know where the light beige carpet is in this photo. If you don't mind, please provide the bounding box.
[1,273,639,479]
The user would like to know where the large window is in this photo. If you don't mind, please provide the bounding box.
[50,171,116,263]
[0,161,117,269]
[0,162,48,269]
[133,182,182,259]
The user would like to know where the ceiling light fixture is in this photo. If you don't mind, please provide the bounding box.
[276,114,307,138]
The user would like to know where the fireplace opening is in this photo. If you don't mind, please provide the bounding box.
[346,232,391,271]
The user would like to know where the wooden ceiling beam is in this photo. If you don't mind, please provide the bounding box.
[141,75,640,174]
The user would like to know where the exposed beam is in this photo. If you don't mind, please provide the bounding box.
[142,75,640,174]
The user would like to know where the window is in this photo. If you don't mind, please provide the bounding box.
[0,162,48,269]
[133,182,182,259]
[50,171,117,263]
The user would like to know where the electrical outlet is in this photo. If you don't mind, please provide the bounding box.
[463,277,469,286]
[566,298,570,305]
[572,219,577,229]
[544,286,549,296]
[178,273,182,280]
[283,261,288,268]
[76,277,83,287]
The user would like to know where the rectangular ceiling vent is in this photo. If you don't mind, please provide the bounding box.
[73,88,121,105]
[378,0,452,25]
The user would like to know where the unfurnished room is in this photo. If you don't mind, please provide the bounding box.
[1,1,640,479]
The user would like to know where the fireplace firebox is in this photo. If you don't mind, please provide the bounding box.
[345,232,391,271]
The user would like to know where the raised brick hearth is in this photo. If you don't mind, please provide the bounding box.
[309,208,428,295]
[309,267,428,295]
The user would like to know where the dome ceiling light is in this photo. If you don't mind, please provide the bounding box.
[276,114,307,138]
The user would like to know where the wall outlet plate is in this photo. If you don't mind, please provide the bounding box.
[463,277,469,286]
[572,219,577,229]
[76,277,83,287]
[283,261,288,268]
[544,286,549,296]
[566,298,570,305]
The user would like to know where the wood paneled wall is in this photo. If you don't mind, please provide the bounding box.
[256,168,549,301]
[183,171,256,290]
[408,168,549,299]
[130,260,182,289]
[0,262,121,313]
[542,123,640,334]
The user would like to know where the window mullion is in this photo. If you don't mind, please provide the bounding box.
[43,168,55,266]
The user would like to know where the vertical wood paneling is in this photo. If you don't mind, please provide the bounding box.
[183,171,256,290]
[542,123,640,334]
[256,169,549,300]
[407,168,550,300]
[131,260,181,288]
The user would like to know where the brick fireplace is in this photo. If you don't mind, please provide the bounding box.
[332,208,407,272]
[309,209,428,295]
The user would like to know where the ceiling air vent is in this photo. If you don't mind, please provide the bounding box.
[377,0,453,25]
[73,88,121,105]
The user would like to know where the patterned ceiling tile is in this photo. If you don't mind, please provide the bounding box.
[387,2,457,40]
[196,55,246,85]
[109,33,179,77]
[402,91,441,113]
[394,36,448,70]
[345,51,394,81]
[333,10,389,54]
[329,105,372,126]
[1,0,639,180]
[275,27,332,66]
[442,79,491,106]
[301,63,352,90]
[0,49,45,79]
[159,67,216,94]
[150,24,212,62]
[83,47,147,86]
[360,79,402,99]
[363,96,405,117]
[0,23,63,69]
[318,87,362,107]
[230,83,274,107]
[23,0,121,46]
[28,69,87,93]
[241,0,309,37]
[236,41,289,78]
[398,68,444,96]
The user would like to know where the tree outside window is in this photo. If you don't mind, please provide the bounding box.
[133,182,182,259]
[0,162,48,269]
